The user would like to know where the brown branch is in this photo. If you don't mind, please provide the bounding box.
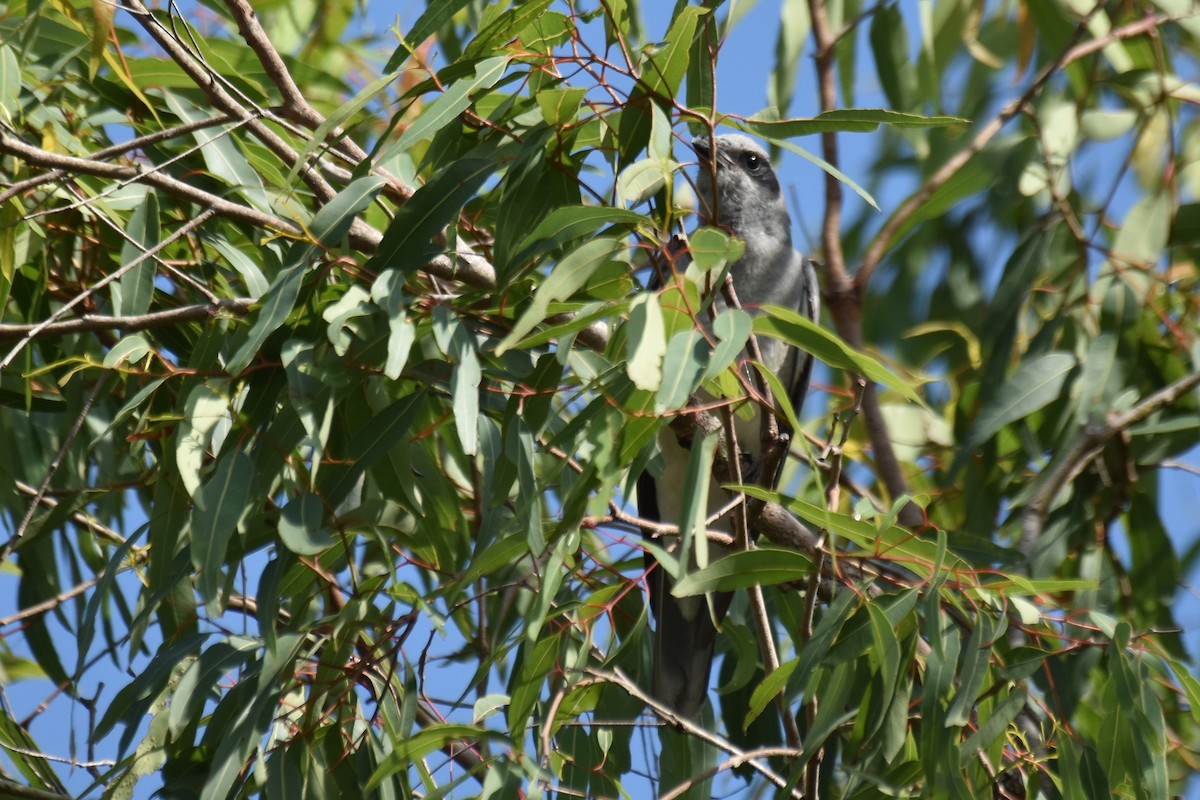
[1020,368,1200,557]
[806,0,848,290]
[586,666,804,798]
[807,0,921,528]
[0,134,319,243]
[0,778,71,800]
[659,747,806,800]
[0,113,244,206]
[14,480,129,548]
[116,0,348,205]
[856,10,1174,290]
[0,299,254,341]
[223,0,322,129]
[0,202,219,370]
[221,0,376,168]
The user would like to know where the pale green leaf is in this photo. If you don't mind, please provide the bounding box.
[626,292,666,391]
[753,305,923,404]
[226,262,308,376]
[655,329,708,412]
[498,236,627,351]
[0,45,18,125]
[688,226,744,273]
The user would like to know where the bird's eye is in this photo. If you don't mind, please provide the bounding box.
[744,153,762,172]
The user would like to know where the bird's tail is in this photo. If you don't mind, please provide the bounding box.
[647,561,734,720]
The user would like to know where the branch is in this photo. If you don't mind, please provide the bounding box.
[856,11,1175,290]
[806,0,921,528]
[1020,368,1200,557]
[659,747,805,800]
[0,133,325,245]
[0,299,254,341]
[116,0,349,207]
[221,0,377,164]
[0,113,243,206]
[0,204,218,371]
[585,666,804,798]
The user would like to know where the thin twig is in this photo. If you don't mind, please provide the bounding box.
[0,206,218,370]
[1020,368,1200,556]
[857,11,1173,290]
[2,375,111,562]
[586,666,804,798]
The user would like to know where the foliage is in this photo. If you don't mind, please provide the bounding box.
[0,0,1198,798]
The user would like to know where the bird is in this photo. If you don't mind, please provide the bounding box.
[639,133,819,720]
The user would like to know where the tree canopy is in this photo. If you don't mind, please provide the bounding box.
[0,0,1198,798]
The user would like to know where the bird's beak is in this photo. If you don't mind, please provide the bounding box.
[691,136,711,161]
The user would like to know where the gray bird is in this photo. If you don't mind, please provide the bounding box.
[639,133,819,720]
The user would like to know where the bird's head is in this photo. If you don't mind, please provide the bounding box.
[692,134,790,244]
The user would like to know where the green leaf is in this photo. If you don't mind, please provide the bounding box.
[278,493,335,555]
[317,391,426,509]
[453,334,482,456]
[226,261,308,376]
[747,658,798,727]
[751,358,803,434]
[707,308,752,380]
[310,176,387,247]
[497,236,627,351]
[506,633,559,737]
[626,292,666,391]
[753,305,923,404]
[393,56,510,153]
[0,45,18,125]
[641,6,707,99]
[163,93,273,214]
[466,0,555,56]
[945,613,1001,727]
[114,190,159,317]
[726,118,881,211]
[960,686,1026,759]
[512,206,646,269]
[655,329,708,412]
[288,77,401,187]
[688,226,744,273]
[672,546,812,595]
[616,157,677,205]
[961,351,1077,456]
[371,270,417,380]
[370,154,502,276]
[103,333,152,368]
[738,107,966,137]
[769,0,810,114]
[1113,190,1172,268]
[864,603,902,739]
[535,86,586,126]
[870,3,919,111]
[388,0,473,67]
[678,430,719,574]
[168,636,260,739]
[191,448,254,607]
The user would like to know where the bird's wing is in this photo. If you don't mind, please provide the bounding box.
[780,255,820,432]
